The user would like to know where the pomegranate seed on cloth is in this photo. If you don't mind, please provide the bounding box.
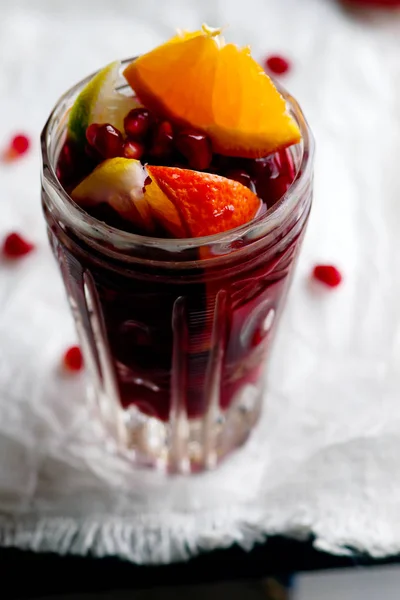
[312,265,343,288]
[62,345,84,372]
[2,232,35,259]
[265,55,291,75]
[2,133,31,161]
[12,134,30,154]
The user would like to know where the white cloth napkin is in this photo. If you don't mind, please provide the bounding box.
[0,0,399,564]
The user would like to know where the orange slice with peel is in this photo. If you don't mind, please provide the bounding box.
[71,157,261,238]
[147,165,261,237]
[123,25,301,158]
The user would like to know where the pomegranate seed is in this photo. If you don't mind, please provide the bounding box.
[265,175,292,202]
[93,123,123,159]
[149,121,174,158]
[225,169,254,189]
[250,150,295,207]
[251,156,276,178]
[11,134,30,155]
[122,140,144,160]
[251,329,264,347]
[59,141,73,165]
[175,130,213,170]
[2,133,31,161]
[312,265,343,288]
[2,232,35,258]
[212,155,232,171]
[85,143,101,161]
[86,123,99,146]
[265,55,291,76]
[278,148,296,180]
[124,108,151,140]
[56,142,74,183]
[62,345,84,372]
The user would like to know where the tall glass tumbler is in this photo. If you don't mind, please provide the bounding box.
[41,61,314,473]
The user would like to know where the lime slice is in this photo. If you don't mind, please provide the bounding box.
[68,61,140,146]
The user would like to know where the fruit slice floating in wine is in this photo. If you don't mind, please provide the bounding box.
[123,25,301,158]
[71,157,261,238]
[68,61,140,147]
[146,165,261,237]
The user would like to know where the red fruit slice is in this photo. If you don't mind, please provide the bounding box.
[147,166,262,237]
[71,157,187,238]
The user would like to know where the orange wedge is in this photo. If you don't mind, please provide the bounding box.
[123,25,301,158]
[147,165,261,237]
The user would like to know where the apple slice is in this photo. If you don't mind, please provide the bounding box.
[71,157,186,237]
[71,157,154,231]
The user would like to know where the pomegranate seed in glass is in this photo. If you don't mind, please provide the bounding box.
[175,130,213,170]
[92,123,123,158]
[86,123,99,146]
[124,108,151,140]
[122,140,144,160]
[149,120,174,158]
[41,57,314,473]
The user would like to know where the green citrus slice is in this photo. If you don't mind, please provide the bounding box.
[68,61,140,146]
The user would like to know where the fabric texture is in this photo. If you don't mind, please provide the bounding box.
[0,0,399,564]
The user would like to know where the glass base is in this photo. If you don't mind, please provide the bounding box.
[91,382,262,474]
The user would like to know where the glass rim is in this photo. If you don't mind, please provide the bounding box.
[41,58,315,252]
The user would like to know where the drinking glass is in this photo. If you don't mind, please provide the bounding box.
[41,60,314,473]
